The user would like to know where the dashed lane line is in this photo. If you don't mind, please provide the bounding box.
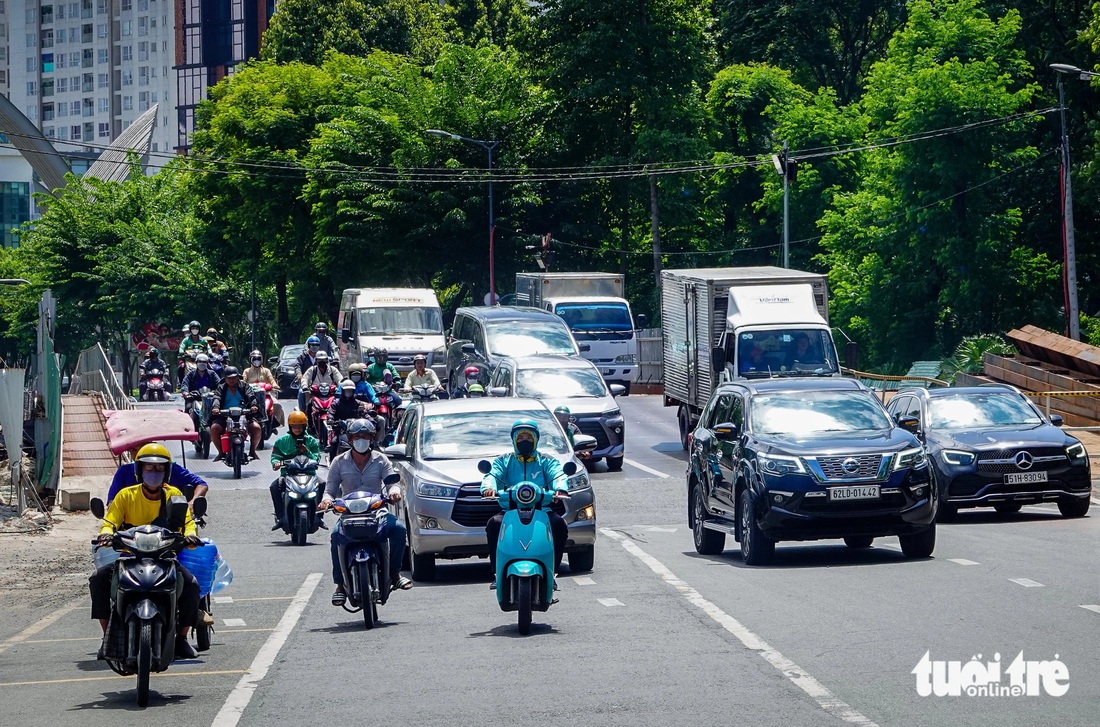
[602,528,879,727]
[622,458,671,479]
[597,598,625,607]
[222,619,247,627]
[1080,605,1100,614]
[572,576,596,586]
[947,559,980,566]
[215,596,295,604]
[0,597,85,656]
[0,670,247,688]
[1009,578,1045,588]
[209,572,322,727]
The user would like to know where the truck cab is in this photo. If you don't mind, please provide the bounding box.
[337,288,446,380]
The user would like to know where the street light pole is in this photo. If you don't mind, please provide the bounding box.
[771,142,795,268]
[427,129,501,305]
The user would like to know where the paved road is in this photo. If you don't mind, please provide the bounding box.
[2,395,1098,725]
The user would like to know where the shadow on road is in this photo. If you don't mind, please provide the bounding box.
[468,622,561,639]
[69,690,193,711]
[308,619,406,634]
[681,543,922,570]
[938,509,1082,526]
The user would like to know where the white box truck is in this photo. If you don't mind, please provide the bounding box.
[515,272,644,393]
[661,267,839,448]
[336,288,446,379]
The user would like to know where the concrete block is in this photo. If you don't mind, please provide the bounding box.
[60,487,91,511]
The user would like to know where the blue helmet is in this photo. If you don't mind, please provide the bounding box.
[306,335,321,349]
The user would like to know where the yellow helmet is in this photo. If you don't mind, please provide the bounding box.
[135,442,172,465]
[288,410,308,427]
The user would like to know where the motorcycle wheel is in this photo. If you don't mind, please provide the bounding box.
[232,443,243,479]
[293,511,308,546]
[317,420,329,450]
[157,390,166,402]
[517,578,532,636]
[358,562,375,630]
[196,595,212,652]
[136,620,153,707]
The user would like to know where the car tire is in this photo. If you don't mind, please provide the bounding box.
[411,551,436,582]
[1058,497,1090,518]
[936,504,958,523]
[568,546,594,573]
[692,485,725,555]
[993,502,1022,514]
[678,406,691,451]
[739,489,774,565]
[843,536,874,549]
[899,523,936,558]
[605,456,624,472]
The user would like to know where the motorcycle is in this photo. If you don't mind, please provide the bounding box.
[328,473,400,630]
[177,345,205,383]
[89,496,209,708]
[309,382,337,448]
[372,382,403,445]
[141,366,170,402]
[251,383,277,450]
[277,455,325,546]
[184,388,213,459]
[407,384,441,404]
[219,407,250,479]
[478,459,578,635]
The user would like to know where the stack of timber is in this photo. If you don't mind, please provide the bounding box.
[955,325,1100,426]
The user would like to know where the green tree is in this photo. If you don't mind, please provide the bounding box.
[443,0,531,47]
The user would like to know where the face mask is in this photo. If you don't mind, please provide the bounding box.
[516,439,535,456]
[351,438,371,454]
[342,390,353,398]
[190,329,199,336]
[350,374,361,382]
[142,469,165,487]
[251,358,261,367]
[197,363,208,371]
[318,363,327,372]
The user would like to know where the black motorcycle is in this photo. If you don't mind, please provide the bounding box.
[184,388,213,460]
[220,406,250,479]
[90,496,208,708]
[277,455,325,546]
[140,366,170,402]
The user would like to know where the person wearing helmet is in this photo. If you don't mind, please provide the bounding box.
[455,365,482,398]
[365,348,400,387]
[480,419,569,587]
[178,321,210,356]
[313,321,341,367]
[91,442,204,660]
[138,346,171,399]
[244,349,284,430]
[554,405,580,449]
[467,383,486,397]
[107,442,209,510]
[209,366,261,462]
[300,350,342,432]
[294,335,324,412]
[180,353,222,429]
[319,418,412,603]
[268,409,322,531]
[402,354,444,398]
[329,379,371,459]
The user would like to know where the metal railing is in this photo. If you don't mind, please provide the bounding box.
[69,343,133,411]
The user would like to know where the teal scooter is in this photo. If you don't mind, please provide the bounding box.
[478,459,577,635]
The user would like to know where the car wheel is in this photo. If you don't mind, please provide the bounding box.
[937,504,958,523]
[843,536,874,549]
[411,550,436,582]
[605,456,624,472]
[692,485,725,555]
[993,502,1022,514]
[678,406,691,451]
[568,546,594,573]
[899,523,936,558]
[739,489,774,565]
[1058,496,1090,518]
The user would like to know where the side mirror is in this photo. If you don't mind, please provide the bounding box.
[579,343,591,353]
[267,356,278,365]
[1050,414,1064,427]
[713,422,739,441]
[489,386,508,397]
[90,497,105,519]
[167,495,189,530]
[477,459,492,474]
[609,384,626,397]
[341,328,352,343]
[563,461,578,476]
[711,347,726,373]
[383,443,407,459]
[192,496,208,519]
[461,342,476,354]
[383,473,401,486]
[635,314,648,330]
[895,414,921,434]
[573,433,597,453]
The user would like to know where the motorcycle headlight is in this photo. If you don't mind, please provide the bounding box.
[133,531,167,552]
[287,490,301,499]
[416,481,459,499]
[567,471,590,491]
[757,453,805,476]
[1066,442,1087,462]
[895,447,928,470]
[941,449,975,466]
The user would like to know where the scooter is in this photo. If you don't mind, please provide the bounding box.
[309,383,337,448]
[328,474,400,630]
[478,459,577,635]
[89,496,209,708]
[372,382,402,444]
[278,455,324,546]
[185,388,212,459]
[251,383,277,450]
[220,407,250,479]
[141,367,170,402]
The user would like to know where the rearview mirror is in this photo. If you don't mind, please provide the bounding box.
[167,495,189,531]
[489,386,508,397]
[573,434,597,453]
[383,443,407,459]
[609,384,626,397]
[90,497,105,519]
[267,356,278,365]
[563,461,578,476]
[635,313,648,330]
[192,496,208,519]
[1050,414,1064,427]
[578,343,591,353]
[383,473,400,486]
[461,342,476,354]
[713,422,739,441]
[711,347,726,373]
[477,459,492,474]
[341,328,352,343]
[895,414,920,434]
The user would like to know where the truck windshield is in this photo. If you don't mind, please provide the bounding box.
[357,307,443,336]
[555,303,633,340]
[750,391,891,436]
[486,321,578,357]
[737,329,838,377]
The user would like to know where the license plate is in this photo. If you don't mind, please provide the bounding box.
[828,485,880,501]
[1004,471,1048,485]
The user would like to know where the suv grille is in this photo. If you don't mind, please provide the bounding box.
[576,420,610,449]
[976,448,1067,474]
[814,455,884,481]
[449,484,567,528]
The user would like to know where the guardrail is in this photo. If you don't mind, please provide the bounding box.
[69,343,133,411]
[841,367,951,389]
[1022,390,1100,431]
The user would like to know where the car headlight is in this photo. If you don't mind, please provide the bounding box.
[1066,442,1087,461]
[614,354,635,363]
[575,505,595,521]
[416,481,459,498]
[567,471,590,490]
[895,447,928,470]
[431,346,446,363]
[757,453,805,475]
[603,408,622,419]
[941,449,975,466]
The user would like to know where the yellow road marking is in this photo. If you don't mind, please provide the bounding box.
[21,628,275,644]
[0,598,85,656]
[222,596,294,602]
[0,669,247,688]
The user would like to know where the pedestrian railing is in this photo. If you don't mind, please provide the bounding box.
[69,343,133,411]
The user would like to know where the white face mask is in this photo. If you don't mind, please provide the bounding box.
[197,363,208,371]
[351,438,371,454]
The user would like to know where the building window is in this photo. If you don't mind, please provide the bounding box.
[122,20,131,36]
[58,101,67,116]
[97,0,108,13]
[58,5,65,20]
[82,72,93,92]
[97,24,107,39]
[82,48,93,68]
[98,121,109,137]
[69,52,80,66]
[150,91,157,102]
[138,41,148,61]
[45,127,56,138]
[122,70,132,86]
[121,0,131,10]
[97,97,108,112]
[123,95,132,110]
[81,23,92,43]
[97,48,107,64]
[68,28,78,43]
[138,67,149,86]
[81,0,93,19]
[70,100,80,115]
[137,17,147,36]
[58,78,68,93]
[26,58,36,73]
[42,30,54,48]
[71,124,81,140]
[42,5,55,24]
[0,182,32,248]
[122,45,132,61]
[42,53,56,73]
[57,54,67,68]
[69,3,78,17]
[58,126,68,140]
[25,81,36,97]
[26,8,36,24]
[82,98,93,117]
[42,79,54,96]
[139,0,148,9]
[26,106,38,121]
[26,33,36,49]
[43,103,55,121]
[97,73,107,88]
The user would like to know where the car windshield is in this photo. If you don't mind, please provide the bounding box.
[928,393,1042,429]
[737,329,839,377]
[419,408,569,460]
[515,367,608,399]
[750,390,891,436]
[486,321,578,357]
[358,307,443,336]
[279,346,303,366]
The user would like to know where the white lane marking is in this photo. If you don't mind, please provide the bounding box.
[0,597,85,656]
[1091,497,1100,506]
[623,458,671,479]
[1079,605,1100,614]
[598,598,625,607]
[572,576,595,586]
[645,527,678,533]
[948,559,980,566]
[209,572,322,727]
[877,542,902,551]
[602,528,879,727]
[1009,578,1044,588]
[222,618,247,627]
[214,596,234,604]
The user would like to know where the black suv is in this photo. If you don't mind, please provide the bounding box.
[687,378,936,565]
[445,306,583,396]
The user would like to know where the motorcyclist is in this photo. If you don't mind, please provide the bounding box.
[402,354,444,398]
[107,443,208,512]
[330,379,370,459]
[139,348,171,399]
[367,349,402,409]
[206,329,229,362]
[243,349,284,432]
[554,405,581,449]
[177,320,210,357]
[294,336,322,412]
[268,409,322,531]
[90,443,203,660]
[208,366,261,462]
[301,350,342,432]
[318,418,412,605]
[455,365,483,398]
[480,419,569,587]
[347,363,379,404]
[180,354,221,428]
[313,322,341,368]
[467,383,486,398]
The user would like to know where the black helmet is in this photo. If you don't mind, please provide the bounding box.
[377,348,388,359]
[223,366,240,378]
